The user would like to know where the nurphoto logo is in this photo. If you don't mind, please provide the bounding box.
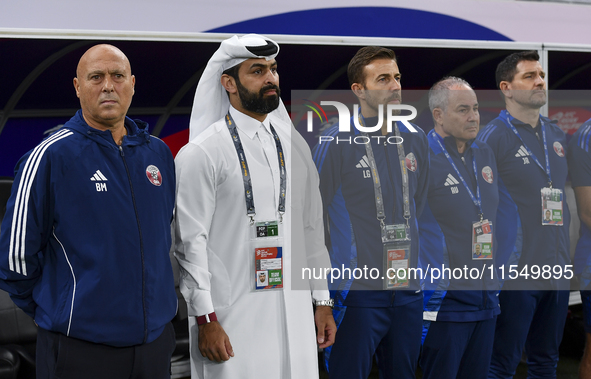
[303,100,418,145]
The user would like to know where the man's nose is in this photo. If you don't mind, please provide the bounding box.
[102,76,115,92]
[534,73,545,87]
[389,79,401,92]
[264,70,278,85]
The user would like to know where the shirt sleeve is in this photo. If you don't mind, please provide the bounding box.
[414,128,430,218]
[568,124,591,188]
[312,127,342,252]
[0,149,53,317]
[477,121,506,164]
[174,143,216,317]
[297,134,332,301]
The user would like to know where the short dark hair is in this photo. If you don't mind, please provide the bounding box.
[222,63,241,82]
[348,46,397,87]
[222,63,242,96]
[495,50,540,88]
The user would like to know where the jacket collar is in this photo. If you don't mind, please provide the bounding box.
[431,130,476,156]
[65,110,151,147]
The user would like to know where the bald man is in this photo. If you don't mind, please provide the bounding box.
[0,44,178,379]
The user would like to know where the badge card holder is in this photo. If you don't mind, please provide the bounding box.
[382,224,411,290]
[251,221,284,292]
[472,220,493,260]
[502,115,563,227]
[541,187,564,226]
[357,121,413,291]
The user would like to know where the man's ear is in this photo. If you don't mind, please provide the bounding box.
[73,77,80,98]
[432,108,443,125]
[351,83,366,100]
[221,74,238,94]
[499,81,512,99]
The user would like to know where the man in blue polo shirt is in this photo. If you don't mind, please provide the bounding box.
[478,50,570,379]
[566,118,591,378]
[313,46,429,379]
[419,77,500,379]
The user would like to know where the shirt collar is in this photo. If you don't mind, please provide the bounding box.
[431,129,475,155]
[504,110,542,129]
[229,105,271,140]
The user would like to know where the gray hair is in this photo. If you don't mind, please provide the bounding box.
[428,76,473,114]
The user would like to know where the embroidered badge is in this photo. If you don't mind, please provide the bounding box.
[553,141,564,157]
[405,152,417,172]
[146,165,162,186]
[482,166,494,184]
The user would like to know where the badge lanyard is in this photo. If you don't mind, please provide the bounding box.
[358,114,411,235]
[430,130,484,221]
[225,112,287,224]
[357,115,413,288]
[501,110,553,188]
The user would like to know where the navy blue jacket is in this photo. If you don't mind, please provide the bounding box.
[419,131,500,323]
[478,110,570,290]
[0,110,177,347]
[567,118,591,289]
[313,119,429,307]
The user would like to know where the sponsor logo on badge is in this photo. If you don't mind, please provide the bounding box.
[482,166,494,184]
[405,152,417,172]
[146,165,162,186]
[553,141,564,157]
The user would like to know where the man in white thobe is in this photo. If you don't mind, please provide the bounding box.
[174,34,336,379]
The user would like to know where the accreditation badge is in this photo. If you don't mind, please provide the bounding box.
[382,224,411,290]
[250,221,283,292]
[541,187,563,226]
[472,220,493,260]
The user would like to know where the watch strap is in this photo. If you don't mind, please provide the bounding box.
[197,312,218,325]
[314,299,335,308]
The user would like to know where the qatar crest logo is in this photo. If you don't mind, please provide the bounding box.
[553,141,564,157]
[482,166,494,184]
[146,165,162,186]
[405,152,417,172]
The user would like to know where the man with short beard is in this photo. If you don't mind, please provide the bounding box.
[174,34,335,379]
[478,51,570,378]
[313,46,429,379]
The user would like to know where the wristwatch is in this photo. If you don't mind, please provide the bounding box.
[314,299,335,309]
[196,312,218,325]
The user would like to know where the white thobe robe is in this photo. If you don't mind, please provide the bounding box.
[174,106,331,379]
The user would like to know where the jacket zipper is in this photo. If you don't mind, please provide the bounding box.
[119,145,148,343]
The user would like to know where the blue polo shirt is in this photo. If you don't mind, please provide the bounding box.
[313,118,429,307]
[477,110,570,290]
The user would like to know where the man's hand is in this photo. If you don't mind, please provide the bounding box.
[314,306,336,349]
[197,320,234,362]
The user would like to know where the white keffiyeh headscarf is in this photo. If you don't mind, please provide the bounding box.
[189,34,291,141]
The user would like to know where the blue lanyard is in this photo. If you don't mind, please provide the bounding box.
[431,130,483,220]
[500,110,552,187]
